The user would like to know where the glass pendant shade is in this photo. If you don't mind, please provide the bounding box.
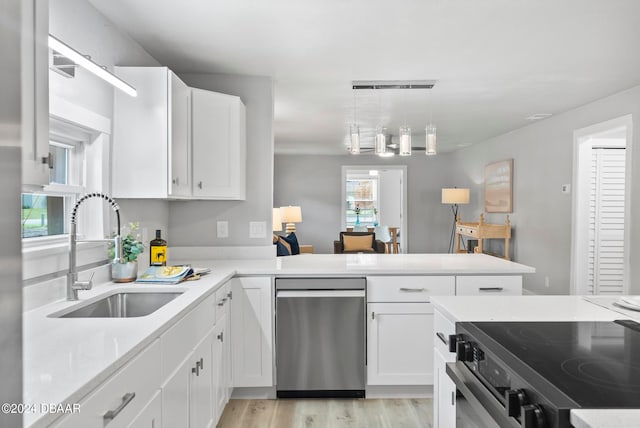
[375,126,386,154]
[399,126,412,156]
[426,124,437,156]
[349,124,360,154]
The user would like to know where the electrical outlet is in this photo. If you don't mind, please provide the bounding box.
[249,221,267,238]
[561,184,571,194]
[217,221,229,238]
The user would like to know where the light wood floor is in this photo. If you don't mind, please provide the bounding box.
[217,398,433,428]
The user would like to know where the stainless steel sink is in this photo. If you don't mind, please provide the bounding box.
[56,291,183,318]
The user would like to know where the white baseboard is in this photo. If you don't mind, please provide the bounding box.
[170,246,276,261]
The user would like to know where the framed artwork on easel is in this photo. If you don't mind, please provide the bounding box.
[484,159,513,213]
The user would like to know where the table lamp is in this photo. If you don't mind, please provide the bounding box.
[280,206,302,234]
[442,188,470,253]
[272,208,282,232]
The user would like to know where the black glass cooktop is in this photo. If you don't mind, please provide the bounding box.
[469,320,640,408]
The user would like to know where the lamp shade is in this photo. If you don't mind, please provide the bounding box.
[441,188,470,204]
[272,208,282,232]
[280,206,302,223]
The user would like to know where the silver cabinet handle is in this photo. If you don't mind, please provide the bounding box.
[371,311,375,320]
[198,357,204,369]
[217,332,224,342]
[217,297,227,307]
[227,291,233,300]
[399,287,427,292]
[172,177,179,186]
[103,392,135,424]
[197,181,203,189]
[436,332,448,345]
[478,287,504,292]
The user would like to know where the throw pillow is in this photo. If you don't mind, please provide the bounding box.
[282,232,300,255]
[275,237,291,256]
[342,234,373,252]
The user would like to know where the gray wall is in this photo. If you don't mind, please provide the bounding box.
[452,84,640,295]
[274,154,458,254]
[169,73,274,247]
[1,0,23,424]
[275,85,640,295]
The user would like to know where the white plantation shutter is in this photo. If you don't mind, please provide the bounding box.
[587,147,626,294]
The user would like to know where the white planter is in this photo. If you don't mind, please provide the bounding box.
[111,261,138,283]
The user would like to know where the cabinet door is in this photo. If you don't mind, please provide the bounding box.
[367,302,434,385]
[191,332,214,428]
[212,314,227,424]
[434,349,456,428]
[169,71,191,197]
[127,390,161,428]
[231,276,273,387]
[22,0,50,187]
[113,67,170,198]
[191,88,246,200]
[162,354,191,428]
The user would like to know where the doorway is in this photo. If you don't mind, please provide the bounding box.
[571,115,633,295]
[341,166,407,253]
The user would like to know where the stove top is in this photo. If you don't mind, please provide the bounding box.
[470,320,640,408]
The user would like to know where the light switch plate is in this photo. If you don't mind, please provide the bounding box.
[217,221,229,238]
[249,221,267,238]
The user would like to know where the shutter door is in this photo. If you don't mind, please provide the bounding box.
[587,148,626,294]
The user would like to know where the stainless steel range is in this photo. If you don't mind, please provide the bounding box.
[447,320,640,427]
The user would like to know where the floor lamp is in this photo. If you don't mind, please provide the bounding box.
[442,188,470,253]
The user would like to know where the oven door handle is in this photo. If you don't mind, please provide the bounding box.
[276,290,365,298]
[446,362,521,428]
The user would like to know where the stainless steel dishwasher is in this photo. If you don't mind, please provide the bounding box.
[275,277,366,398]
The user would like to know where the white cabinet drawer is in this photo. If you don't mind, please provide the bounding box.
[367,276,455,302]
[161,292,216,381]
[433,309,456,360]
[456,275,522,296]
[214,281,231,323]
[51,340,161,428]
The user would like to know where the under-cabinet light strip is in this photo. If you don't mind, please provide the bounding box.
[48,35,137,97]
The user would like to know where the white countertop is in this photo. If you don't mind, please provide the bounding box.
[23,268,236,427]
[431,295,640,428]
[177,253,536,276]
[431,295,631,323]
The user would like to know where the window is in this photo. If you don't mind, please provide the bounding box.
[345,174,379,227]
[22,121,86,239]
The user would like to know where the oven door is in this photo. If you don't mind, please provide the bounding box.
[446,362,519,428]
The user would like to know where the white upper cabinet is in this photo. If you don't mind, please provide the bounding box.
[22,0,50,188]
[191,88,246,200]
[113,66,191,198]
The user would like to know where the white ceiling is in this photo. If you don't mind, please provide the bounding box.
[89,0,640,155]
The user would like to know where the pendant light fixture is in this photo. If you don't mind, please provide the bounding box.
[349,91,360,154]
[399,126,412,156]
[425,88,437,155]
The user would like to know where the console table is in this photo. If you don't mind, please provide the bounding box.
[455,214,511,260]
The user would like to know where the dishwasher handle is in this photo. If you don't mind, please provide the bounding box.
[277,290,365,298]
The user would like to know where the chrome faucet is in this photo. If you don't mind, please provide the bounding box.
[67,193,123,301]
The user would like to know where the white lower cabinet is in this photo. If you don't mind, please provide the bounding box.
[127,390,162,428]
[434,349,456,428]
[367,302,434,385]
[366,276,455,387]
[231,276,273,387]
[50,340,161,428]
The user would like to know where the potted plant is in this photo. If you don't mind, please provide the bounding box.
[109,222,144,283]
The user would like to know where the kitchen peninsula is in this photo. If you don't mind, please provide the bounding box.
[24,253,533,427]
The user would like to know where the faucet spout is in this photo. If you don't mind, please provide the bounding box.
[67,193,121,301]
